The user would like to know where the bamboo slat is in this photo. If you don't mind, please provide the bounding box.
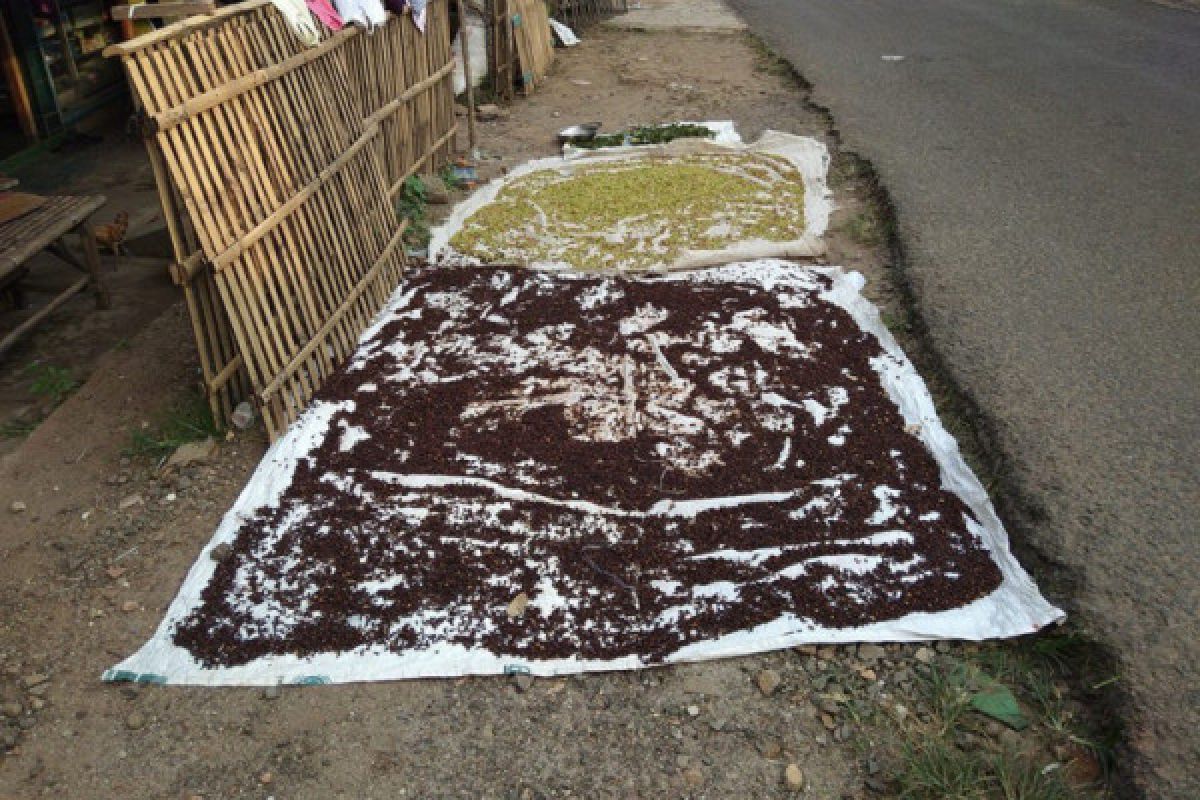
[486,0,515,103]
[109,1,457,437]
[512,0,553,95]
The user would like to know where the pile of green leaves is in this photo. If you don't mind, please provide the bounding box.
[574,123,716,150]
[397,175,431,248]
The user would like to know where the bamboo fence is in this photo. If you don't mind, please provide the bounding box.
[484,0,515,104]
[107,1,457,438]
[512,0,553,95]
[486,0,624,100]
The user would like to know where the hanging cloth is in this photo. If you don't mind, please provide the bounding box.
[307,0,345,31]
[334,0,388,29]
[408,0,428,33]
[268,0,322,45]
[384,0,426,33]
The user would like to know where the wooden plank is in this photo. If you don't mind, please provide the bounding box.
[0,196,106,276]
[0,11,36,141]
[112,3,216,21]
[105,0,273,57]
[0,276,90,359]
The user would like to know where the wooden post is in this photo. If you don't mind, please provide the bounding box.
[456,0,477,149]
[0,10,37,141]
[79,224,111,309]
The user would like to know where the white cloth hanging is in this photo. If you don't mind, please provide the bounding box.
[268,0,322,46]
[334,0,388,28]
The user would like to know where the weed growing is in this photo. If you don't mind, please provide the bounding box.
[397,175,431,249]
[24,362,78,406]
[126,390,219,461]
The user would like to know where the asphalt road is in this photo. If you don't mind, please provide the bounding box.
[726,0,1200,795]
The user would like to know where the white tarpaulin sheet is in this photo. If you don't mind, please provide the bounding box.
[106,262,1062,686]
[430,130,833,272]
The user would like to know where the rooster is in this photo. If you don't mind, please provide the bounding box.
[93,211,129,256]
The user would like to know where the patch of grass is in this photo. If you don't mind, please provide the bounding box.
[840,210,887,248]
[24,362,78,406]
[126,390,218,461]
[915,660,975,737]
[881,309,914,334]
[0,419,36,439]
[896,740,1074,800]
[968,635,1122,779]
[878,641,1116,799]
[744,34,791,77]
[896,737,986,800]
[439,163,467,191]
[991,750,1075,800]
[397,174,431,249]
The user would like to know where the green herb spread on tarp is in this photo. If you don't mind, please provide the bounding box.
[450,152,807,272]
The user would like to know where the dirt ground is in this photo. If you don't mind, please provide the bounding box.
[0,20,1113,800]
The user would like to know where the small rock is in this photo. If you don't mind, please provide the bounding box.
[118,494,144,511]
[892,704,909,723]
[506,592,529,619]
[756,668,782,696]
[259,771,273,785]
[21,673,49,690]
[210,543,234,562]
[820,713,836,731]
[29,698,44,711]
[685,704,700,717]
[17,715,35,730]
[675,754,690,768]
[784,763,805,791]
[935,641,952,653]
[121,601,140,613]
[913,647,935,664]
[262,684,281,700]
[857,643,886,662]
[1,702,22,718]
[865,776,888,793]
[859,668,877,682]
[9,501,26,514]
[166,437,218,470]
[512,672,534,693]
[125,711,146,730]
[682,767,704,787]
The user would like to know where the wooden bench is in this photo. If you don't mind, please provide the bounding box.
[0,195,111,358]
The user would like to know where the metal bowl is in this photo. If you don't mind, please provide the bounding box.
[557,122,602,145]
